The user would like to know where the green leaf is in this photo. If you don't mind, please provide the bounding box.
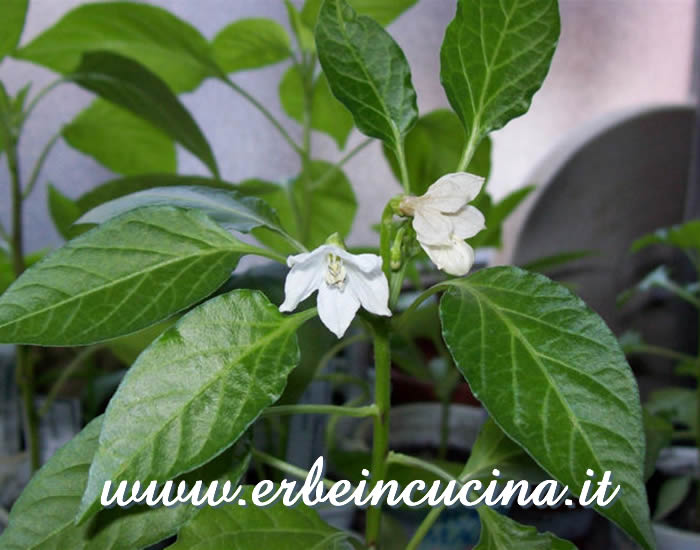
[239,161,357,251]
[440,0,560,151]
[470,186,535,249]
[632,220,700,254]
[170,486,353,549]
[279,68,354,148]
[647,387,696,433]
[642,409,673,481]
[315,0,417,151]
[653,476,692,521]
[14,1,217,92]
[383,109,491,194]
[212,18,291,73]
[76,174,234,214]
[0,417,251,550]
[439,267,654,550]
[63,99,176,176]
[302,0,418,27]
[0,0,28,63]
[285,0,317,52]
[521,250,599,275]
[68,51,219,177]
[475,507,576,550]
[77,290,312,522]
[77,185,283,234]
[47,184,82,239]
[0,207,244,346]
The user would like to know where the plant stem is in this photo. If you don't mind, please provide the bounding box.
[314,138,373,188]
[7,138,40,472]
[222,76,302,156]
[22,130,61,199]
[366,319,391,549]
[38,346,102,418]
[298,60,315,244]
[21,78,65,124]
[394,281,450,330]
[457,131,480,172]
[394,141,411,193]
[406,505,444,550]
[386,451,456,483]
[262,403,378,418]
[251,449,336,490]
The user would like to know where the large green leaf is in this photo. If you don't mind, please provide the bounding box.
[0,417,251,550]
[0,207,245,346]
[63,99,176,175]
[68,51,219,177]
[475,507,576,550]
[440,0,559,150]
[279,68,354,149]
[302,0,417,27]
[14,1,217,92]
[77,290,313,521]
[439,267,654,550]
[170,486,353,549]
[315,0,417,152]
[382,109,491,194]
[238,161,357,252]
[77,185,284,234]
[212,18,291,73]
[0,0,28,63]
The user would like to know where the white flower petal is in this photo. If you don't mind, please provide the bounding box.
[346,265,391,317]
[425,172,485,213]
[317,283,361,338]
[412,206,452,246]
[286,245,333,268]
[279,258,323,312]
[336,249,383,274]
[421,238,475,276]
[450,205,486,239]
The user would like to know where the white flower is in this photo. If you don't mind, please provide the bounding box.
[400,172,486,276]
[279,244,391,338]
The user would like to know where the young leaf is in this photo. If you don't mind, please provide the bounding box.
[47,183,82,239]
[68,51,219,177]
[382,110,491,194]
[632,220,700,253]
[63,99,176,176]
[302,0,418,27]
[14,1,217,92]
[212,18,291,74]
[279,68,354,149]
[653,476,692,521]
[439,267,654,550]
[0,417,251,550]
[77,185,283,234]
[441,0,560,152]
[0,0,28,63]
[170,486,353,549]
[475,507,576,550]
[315,0,417,152]
[642,409,673,481]
[77,290,313,522]
[0,207,244,346]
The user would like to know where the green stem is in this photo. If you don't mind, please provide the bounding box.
[394,141,411,193]
[7,137,39,472]
[366,319,391,549]
[21,78,65,124]
[314,333,368,379]
[386,451,456,483]
[406,505,445,550]
[457,131,480,172]
[222,76,302,156]
[38,346,102,418]
[298,60,315,244]
[251,449,336,490]
[394,281,450,330]
[314,138,373,188]
[262,403,378,418]
[22,130,62,199]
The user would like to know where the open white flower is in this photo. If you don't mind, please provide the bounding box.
[280,244,391,338]
[400,172,486,276]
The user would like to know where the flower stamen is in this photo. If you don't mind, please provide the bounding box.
[325,254,347,289]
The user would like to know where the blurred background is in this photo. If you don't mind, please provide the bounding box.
[0,0,695,253]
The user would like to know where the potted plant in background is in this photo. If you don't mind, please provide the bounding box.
[0,1,659,549]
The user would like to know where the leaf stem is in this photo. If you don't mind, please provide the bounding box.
[457,131,480,172]
[315,138,373,189]
[23,130,62,199]
[395,141,411,193]
[38,345,103,418]
[394,281,451,330]
[222,76,302,156]
[262,403,378,418]
[251,448,336,490]
[386,451,456,483]
[366,318,391,549]
[21,78,65,124]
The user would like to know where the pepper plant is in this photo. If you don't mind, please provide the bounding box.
[0,0,656,549]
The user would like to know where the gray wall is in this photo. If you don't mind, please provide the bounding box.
[0,0,695,254]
